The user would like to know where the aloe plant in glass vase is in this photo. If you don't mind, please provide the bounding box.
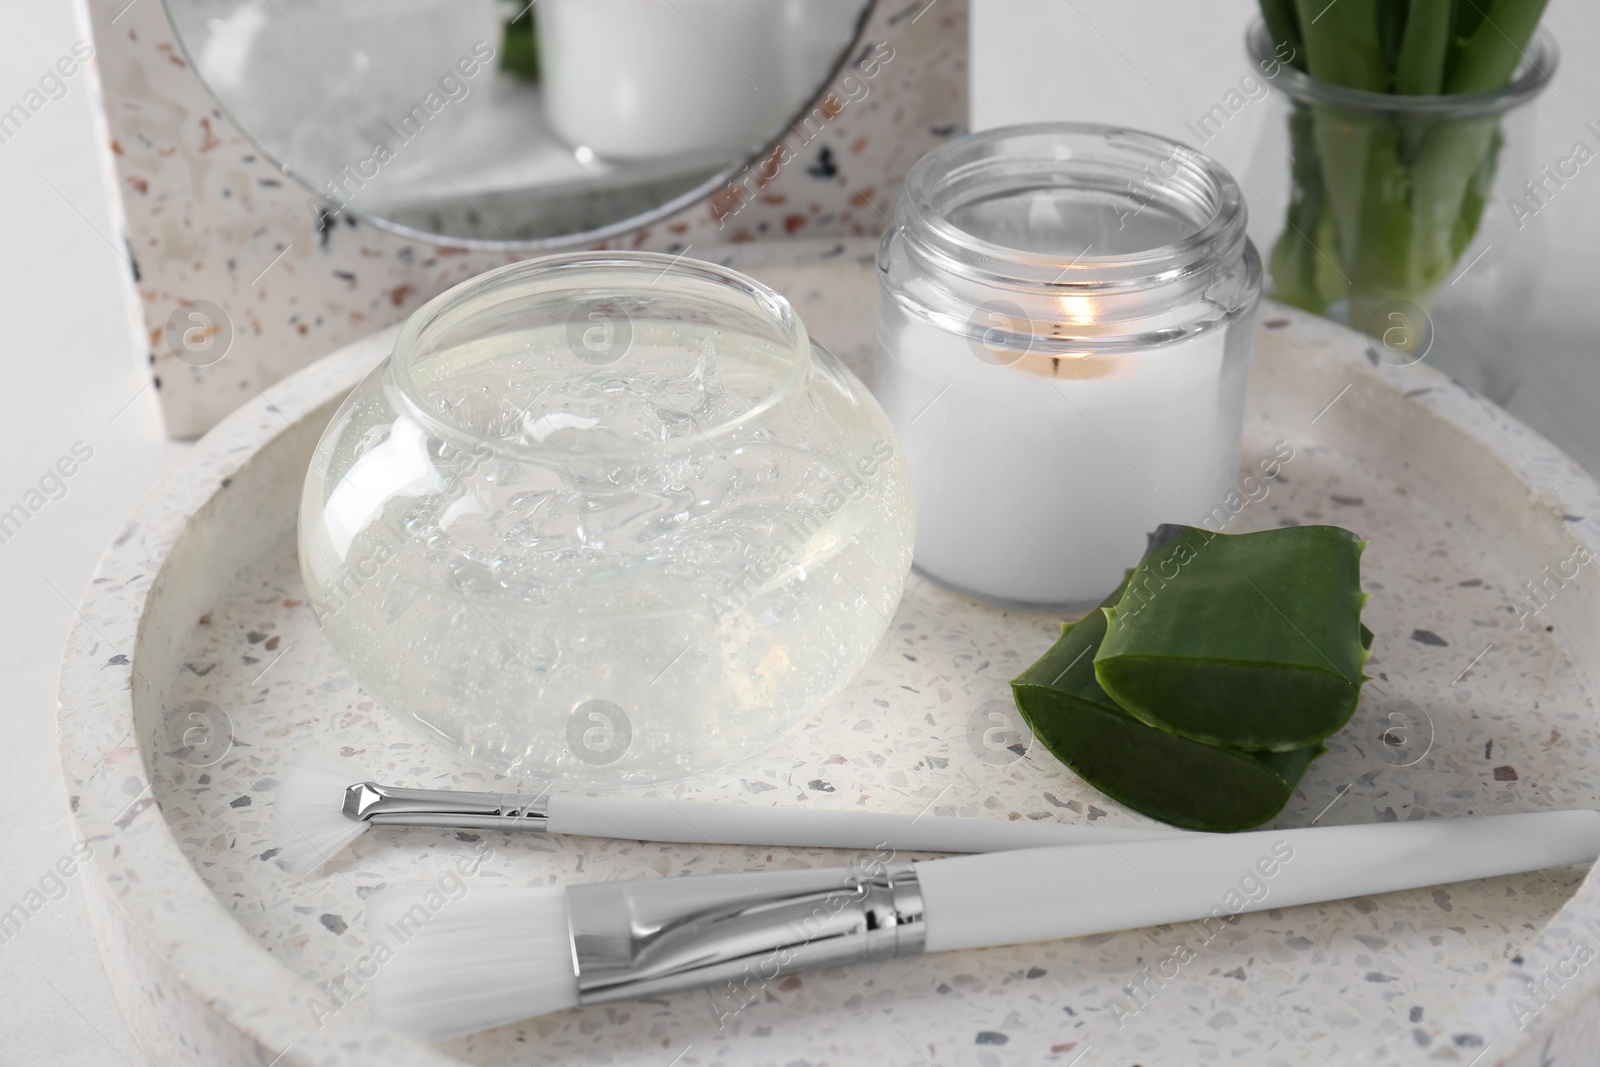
[1250,0,1556,395]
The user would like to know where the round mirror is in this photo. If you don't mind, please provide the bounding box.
[162,0,872,245]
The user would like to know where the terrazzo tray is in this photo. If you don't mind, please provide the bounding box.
[59,246,1600,1067]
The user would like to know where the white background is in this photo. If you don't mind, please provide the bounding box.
[1,0,183,1062]
[0,0,1594,1063]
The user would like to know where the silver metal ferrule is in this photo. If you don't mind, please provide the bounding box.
[342,783,550,832]
[567,861,926,1006]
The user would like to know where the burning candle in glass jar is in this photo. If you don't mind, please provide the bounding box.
[876,123,1262,609]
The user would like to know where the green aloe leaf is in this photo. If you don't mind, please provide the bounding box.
[1293,0,1388,91]
[1095,524,1370,752]
[1258,0,1305,65]
[500,8,540,83]
[1269,103,1341,315]
[1395,0,1453,96]
[1451,127,1503,262]
[1444,0,1549,94]
[1012,573,1325,833]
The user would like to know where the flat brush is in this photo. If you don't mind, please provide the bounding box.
[274,747,1191,878]
[370,809,1600,1042]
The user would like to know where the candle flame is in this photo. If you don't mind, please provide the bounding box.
[1057,295,1097,324]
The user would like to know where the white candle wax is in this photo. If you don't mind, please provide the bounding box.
[876,301,1246,607]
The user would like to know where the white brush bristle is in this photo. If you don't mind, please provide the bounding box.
[274,747,371,878]
[369,886,578,1042]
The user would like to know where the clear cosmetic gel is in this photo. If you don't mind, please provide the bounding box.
[300,254,914,785]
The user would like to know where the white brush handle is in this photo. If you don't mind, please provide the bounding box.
[917,810,1600,953]
[545,795,1193,852]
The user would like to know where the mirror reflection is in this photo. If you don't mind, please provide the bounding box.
[164,0,870,243]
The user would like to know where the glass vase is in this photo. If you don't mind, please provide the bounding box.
[1244,21,1557,403]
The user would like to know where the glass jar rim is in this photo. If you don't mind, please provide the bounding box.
[1245,20,1558,118]
[388,251,814,462]
[895,122,1249,292]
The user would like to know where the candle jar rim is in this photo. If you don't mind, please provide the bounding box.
[895,122,1249,293]
[388,251,814,463]
[1245,20,1558,119]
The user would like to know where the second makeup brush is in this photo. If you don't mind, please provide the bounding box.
[369,809,1600,1041]
[273,747,1192,877]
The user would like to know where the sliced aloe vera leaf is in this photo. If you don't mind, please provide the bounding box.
[1012,577,1324,832]
[1095,524,1370,752]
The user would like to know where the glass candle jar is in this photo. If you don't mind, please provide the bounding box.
[876,123,1261,610]
[300,253,914,785]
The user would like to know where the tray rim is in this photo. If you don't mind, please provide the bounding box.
[56,300,1600,1067]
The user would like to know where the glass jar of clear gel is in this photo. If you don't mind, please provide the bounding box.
[877,122,1261,610]
[300,253,914,785]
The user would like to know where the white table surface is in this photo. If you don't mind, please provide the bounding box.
[2,1,1595,1065]
[1,1,182,1062]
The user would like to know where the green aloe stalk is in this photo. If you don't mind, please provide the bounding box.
[1094,525,1370,752]
[1271,103,1346,312]
[1396,0,1451,96]
[1261,0,1548,343]
[1012,569,1326,833]
[1011,524,1370,831]
[500,5,540,83]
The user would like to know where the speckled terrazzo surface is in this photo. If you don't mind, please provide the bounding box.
[59,268,1600,1067]
[150,394,1595,1067]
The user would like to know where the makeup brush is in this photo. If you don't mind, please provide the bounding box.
[274,747,1191,878]
[369,809,1600,1042]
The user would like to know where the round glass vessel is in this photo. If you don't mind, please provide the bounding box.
[300,253,914,784]
[877,123,1261,610]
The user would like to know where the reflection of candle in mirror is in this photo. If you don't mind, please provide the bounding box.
[876,124,1262,610]
[537,0,864,163]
